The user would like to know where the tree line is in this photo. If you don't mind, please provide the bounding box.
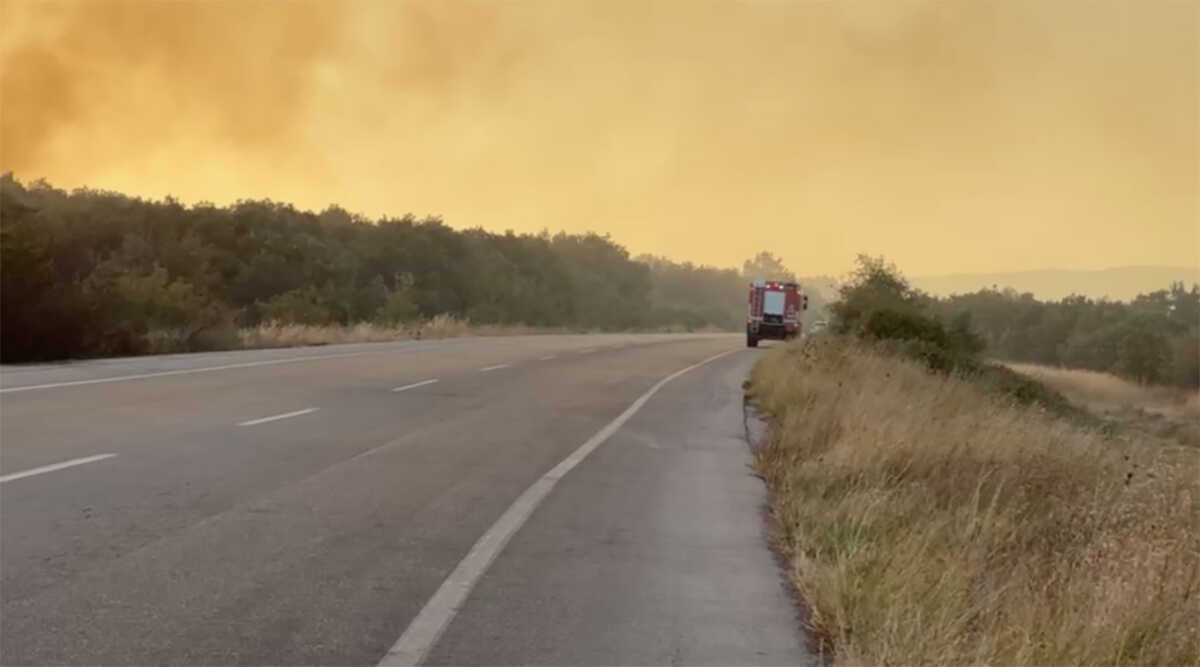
[831,256,1199,389]
[1,175,814,362]
[12,174,1181,384]
[934,283,1199,388]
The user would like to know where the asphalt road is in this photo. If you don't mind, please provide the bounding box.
[1,334,812,666]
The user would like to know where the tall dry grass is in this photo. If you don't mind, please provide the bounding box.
[750,338,1199,665]
[147,316,726,355]
[1005,362,1200,448]
[1004,362,1200,419]
[237,315,547,348]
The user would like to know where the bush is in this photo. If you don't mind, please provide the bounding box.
[832,256,984,375]
[257,287,334,325]
[830,255,926,336]
[828,257,1092,415]
[862,308,949,346]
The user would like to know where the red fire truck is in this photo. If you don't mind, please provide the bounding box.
[746,279,806,347]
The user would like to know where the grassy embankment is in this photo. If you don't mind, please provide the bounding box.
[748,337,1199,665]
[1005,362,1200,448]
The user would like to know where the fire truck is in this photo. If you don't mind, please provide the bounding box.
[746,279,806,347]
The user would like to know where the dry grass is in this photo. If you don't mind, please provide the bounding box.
[237,315,549,348]
[749,338,1200,665]
[1004,362,1200,419]
[147,316,727,355]
[1005,362,1200,448]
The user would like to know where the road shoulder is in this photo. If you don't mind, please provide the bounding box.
[424,349,814,666]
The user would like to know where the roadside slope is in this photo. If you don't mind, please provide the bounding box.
[748,338,1200,665]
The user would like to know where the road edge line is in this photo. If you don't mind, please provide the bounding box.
[378,347,738,667]
[0,453,118,484]
[0,352,368,393]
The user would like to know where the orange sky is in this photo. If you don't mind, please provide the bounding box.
[1,0,1196,276]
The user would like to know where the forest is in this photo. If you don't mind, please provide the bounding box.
[3,175,1194,389]
[2,174,804,362]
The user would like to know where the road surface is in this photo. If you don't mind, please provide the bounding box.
[1,334,812,666]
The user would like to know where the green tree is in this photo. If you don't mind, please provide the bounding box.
[741,251,796,282]
[830,255,926,335]
[1168,329,1200,388]
[1113,316,1170,384]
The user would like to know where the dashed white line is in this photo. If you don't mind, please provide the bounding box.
[0,352,366,393]
[479,364,511,372]
[378,347,737,667]
[538,355,556,361]
[392,379,439,392]
[0,454,118,484]
[237,407,319,427]
[578,348,596,354]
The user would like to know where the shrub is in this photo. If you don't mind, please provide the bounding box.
[832,257,985,375]
[256,287,334,326]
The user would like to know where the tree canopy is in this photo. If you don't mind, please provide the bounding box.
[1,174,785,361]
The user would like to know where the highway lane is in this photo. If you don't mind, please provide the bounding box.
[0,334,811,665]
[423,346,810,666]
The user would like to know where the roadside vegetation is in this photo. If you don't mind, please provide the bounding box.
[934,279,1199,390]
[0,175,826,362]
[749,257,1199,665]
[1004,362,1199,419]
[234,317,725,349]
[1004,362,1200,449]
[237,316,533,349]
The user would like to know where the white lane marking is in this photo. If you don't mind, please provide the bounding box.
[479,364,510,372]
[537,355,556,361]
[392,379,439,393]
[0,352,366,394]
[237,407,319,427]
[0,454,118,484]
[379,347,738,667]
[578,348,596,354]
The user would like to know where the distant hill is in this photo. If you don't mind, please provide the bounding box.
[910,266,1199,302]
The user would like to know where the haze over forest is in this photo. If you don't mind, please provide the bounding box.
[910,266,1200,302]
[1,0,1195,293]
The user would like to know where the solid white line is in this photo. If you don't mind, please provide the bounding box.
[479,364,510,372]
[0,454,118,484]
[237,407,319,427]
[392,379,439,393]
[378,347,738,667]
[0,352,366,394]
[537,355,556,361]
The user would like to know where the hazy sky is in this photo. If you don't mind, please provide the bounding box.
[2,0,1196,276]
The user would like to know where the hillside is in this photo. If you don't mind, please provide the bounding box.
[912,266,1200,301]
[749,339,1199,665]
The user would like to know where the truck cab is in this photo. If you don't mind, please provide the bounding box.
[747,280,806,347]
